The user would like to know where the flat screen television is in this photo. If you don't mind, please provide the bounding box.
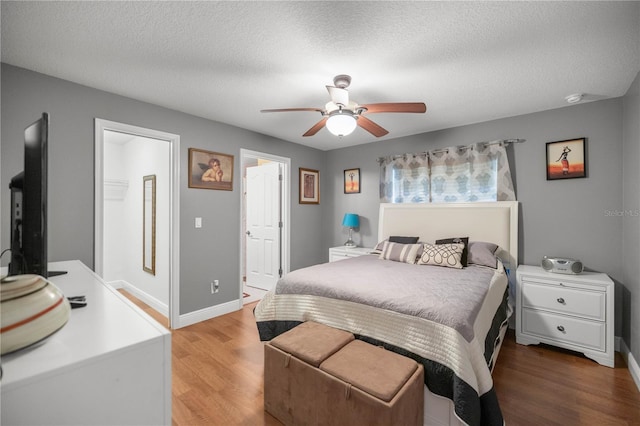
[8,113,64,278]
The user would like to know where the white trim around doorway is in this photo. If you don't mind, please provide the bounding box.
[239,149,291,307]
[94,118,181,328]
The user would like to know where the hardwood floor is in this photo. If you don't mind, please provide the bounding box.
[120,291,640,425]
[493,333,640,425]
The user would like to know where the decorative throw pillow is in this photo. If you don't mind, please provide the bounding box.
[372,239,388,255]
[417,243,465,269]
[435,237,469,266]
[378,241,422,264]
[467,241,500,269]
[389,236,420,244]
[373,236,419,255]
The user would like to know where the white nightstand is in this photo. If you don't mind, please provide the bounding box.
[516,264,614,367]
[329,246,374,262]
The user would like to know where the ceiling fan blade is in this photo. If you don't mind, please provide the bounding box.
[303,117,328,137]
[261,107,324,113]
[326,86,349,107]
[357,116,389,137]
[359,102,427,114]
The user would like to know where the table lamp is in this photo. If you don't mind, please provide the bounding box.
[342,213,359,247]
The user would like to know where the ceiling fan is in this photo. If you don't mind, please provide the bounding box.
[260,75,427,137]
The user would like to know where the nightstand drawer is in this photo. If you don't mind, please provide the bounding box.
[522,308,605,351]
[329,247,373,262]
[330,251,363,262]
[521,281,605,321]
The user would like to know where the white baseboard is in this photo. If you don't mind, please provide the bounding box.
[620,339,640,392]
[106,279,127,289]
[109,279,169,318]
[109,278,244,329]
[176,299,242,329]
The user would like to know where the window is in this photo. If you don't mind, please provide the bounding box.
[379,142,515,203]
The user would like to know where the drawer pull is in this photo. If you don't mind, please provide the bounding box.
[557,297,565,304]
[557,325,565,332]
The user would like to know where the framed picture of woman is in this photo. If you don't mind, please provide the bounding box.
[188,148,234,190]
[344,168,360,194]
[546,138,586,180]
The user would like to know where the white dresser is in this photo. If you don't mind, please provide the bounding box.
[1,260,172,425]
[515,264,614,367]
[329,246,373,262]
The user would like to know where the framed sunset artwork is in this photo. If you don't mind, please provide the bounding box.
[344,168,360,194]
[546,138,586,180]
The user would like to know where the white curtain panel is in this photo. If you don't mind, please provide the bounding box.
[379,141,515,203]
[378,153,429,203]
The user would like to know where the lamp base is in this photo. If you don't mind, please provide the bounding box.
[343,239,356,247]
[343,227,357,247]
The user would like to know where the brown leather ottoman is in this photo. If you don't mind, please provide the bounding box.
[264,322,424,426]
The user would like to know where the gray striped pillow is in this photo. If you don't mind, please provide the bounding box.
[378,241,422,264]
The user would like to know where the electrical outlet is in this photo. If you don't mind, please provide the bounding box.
[211,280,220,294]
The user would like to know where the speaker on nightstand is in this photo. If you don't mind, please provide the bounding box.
[541,256,583,274]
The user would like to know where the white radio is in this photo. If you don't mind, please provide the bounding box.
[541,256,583,274]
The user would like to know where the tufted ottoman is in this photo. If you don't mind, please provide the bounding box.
[264,321,424,425]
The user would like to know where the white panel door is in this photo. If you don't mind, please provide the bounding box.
[246,162,281,291]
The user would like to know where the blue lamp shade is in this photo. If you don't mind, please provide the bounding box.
[342,213,360,228]
[341,213,359,247]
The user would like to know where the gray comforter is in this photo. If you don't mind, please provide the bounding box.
[276,254,495,342]
[255,254,511,426]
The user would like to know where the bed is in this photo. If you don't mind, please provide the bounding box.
[255,201,518,426]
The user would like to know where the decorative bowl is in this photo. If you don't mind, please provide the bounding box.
[1,274,71,355]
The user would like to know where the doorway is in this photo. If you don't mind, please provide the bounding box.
[240,149,290,304]
[94,119,180,328]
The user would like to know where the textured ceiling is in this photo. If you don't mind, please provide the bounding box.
[2,1,639,151]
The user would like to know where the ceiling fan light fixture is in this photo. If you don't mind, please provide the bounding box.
[326,110,357,136]
[261,75,425,138]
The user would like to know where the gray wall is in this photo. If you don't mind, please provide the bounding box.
[623,72,639,363]
[325,97,626,338]
[2,63,637,365]
[1,63,327,315]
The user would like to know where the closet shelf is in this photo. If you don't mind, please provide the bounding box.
[104,179,129,200]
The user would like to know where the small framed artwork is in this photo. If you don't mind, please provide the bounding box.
[344,168,360,194]
[299,168,319,204]
[546,138,587,180]
[188,148,234,190]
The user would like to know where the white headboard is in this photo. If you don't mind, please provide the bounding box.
[378,202,519,270]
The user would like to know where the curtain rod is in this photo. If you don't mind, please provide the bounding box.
[429,138,525,154]
[377,138,525,162]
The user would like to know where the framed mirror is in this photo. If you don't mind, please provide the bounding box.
[143,175,156,275]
